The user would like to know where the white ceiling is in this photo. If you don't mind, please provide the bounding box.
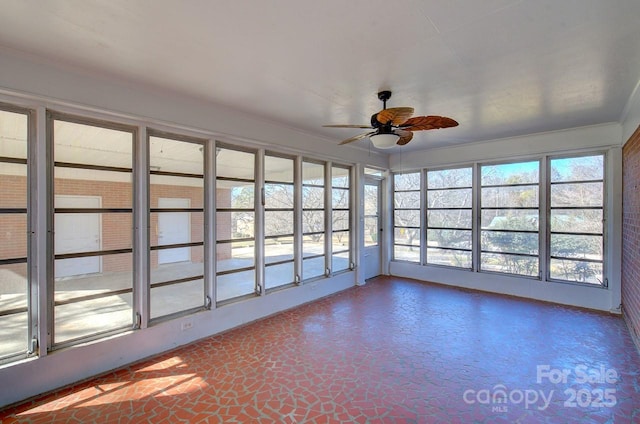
[0,0,639,152]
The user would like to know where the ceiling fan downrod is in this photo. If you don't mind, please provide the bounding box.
[377,90,392,109]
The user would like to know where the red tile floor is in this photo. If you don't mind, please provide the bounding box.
[2,277,640,423]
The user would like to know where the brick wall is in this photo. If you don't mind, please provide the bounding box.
[622,125,640,347]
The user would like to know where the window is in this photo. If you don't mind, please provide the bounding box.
[149,132,206,319]
[331,165,350,273]
[393,172,421,262]
[0,106,30,362]
[264,153,295,290]
[51,114,135,346]
[302,160,325,280]
[216,146,256,303]
[426,167,473,268]
[480,161,540,277]
[549,154,604,285]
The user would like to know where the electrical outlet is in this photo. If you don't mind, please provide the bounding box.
[181,321,193,331]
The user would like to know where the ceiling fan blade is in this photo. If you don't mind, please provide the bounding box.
[376,107,414,126]
[395,129,414,145]
[400,115,459,131]
[338,131,376,145]
[323,124,374,129]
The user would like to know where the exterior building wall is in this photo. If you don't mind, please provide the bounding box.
[0,175,233,275]
[622,126,640,347]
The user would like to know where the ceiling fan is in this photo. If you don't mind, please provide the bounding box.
[323,91,458,149]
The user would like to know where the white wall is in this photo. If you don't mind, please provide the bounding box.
[388,123,624,313]
[0,49,387,408]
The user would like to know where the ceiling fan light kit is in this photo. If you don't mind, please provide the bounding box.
[369,133,400,149]
[324,90,458,149]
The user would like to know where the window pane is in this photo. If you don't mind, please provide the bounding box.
[550,234,602,260]
[428,210,472,229]
[481,231,538,255]
[0,164,27,208]
[364,217,379,246]
[481,253,538,277]
[151,278,204,319]
[217,149,254,179]
[481,210,538,231]
[550,209,603,233]
[0,263,28,359]
[216,211,255,240]
[427,188,472,208]
[481,186,539,208]
[427,168,472,189]
[332,210,349,231]
[332,188,349,209]
[302,161,324,185]
[394,209,420,227]
[265,211,293,237]
[217,270,255,302]
[394,228,420,246]
[550,259,603,284]
[427,248,472,268]
[265,242,294,264]
[395,191,420,209]
[266,262,295,289]
[332,252,350,273]
[551,183,603,207]
[332,231,350,253]
[216,241,255,272]
[394,172,420,191]
[0,110,28,158]
[302,186,324,209]
[303,256,325,280]
[394,245,419,262]
[427,229,472,250]
[0,214,27,259]
[551,155,603,182]
[54,120,132,168]
[265,183,294,209]
[150,136,203,175]
[303,211,324,233]
[303,234,325,257]
[54,252,133,343]
[481,161,539,185]
[264,155,293,182]
[332,167,349,188]
[151,211,203,248]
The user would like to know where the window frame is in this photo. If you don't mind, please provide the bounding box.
[48,111,138,349]
[478,159,541,279]
[392,171,422,263]
[215,142,259,305]
[147,129,209,322]
[301,158,327,281]
[425,165,474,270]
[330,164,352,275]
[0,103,35,364]
[546,152,607,287]
[263,151,297,292]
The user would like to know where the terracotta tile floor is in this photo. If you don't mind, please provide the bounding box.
[2,277,640,423]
